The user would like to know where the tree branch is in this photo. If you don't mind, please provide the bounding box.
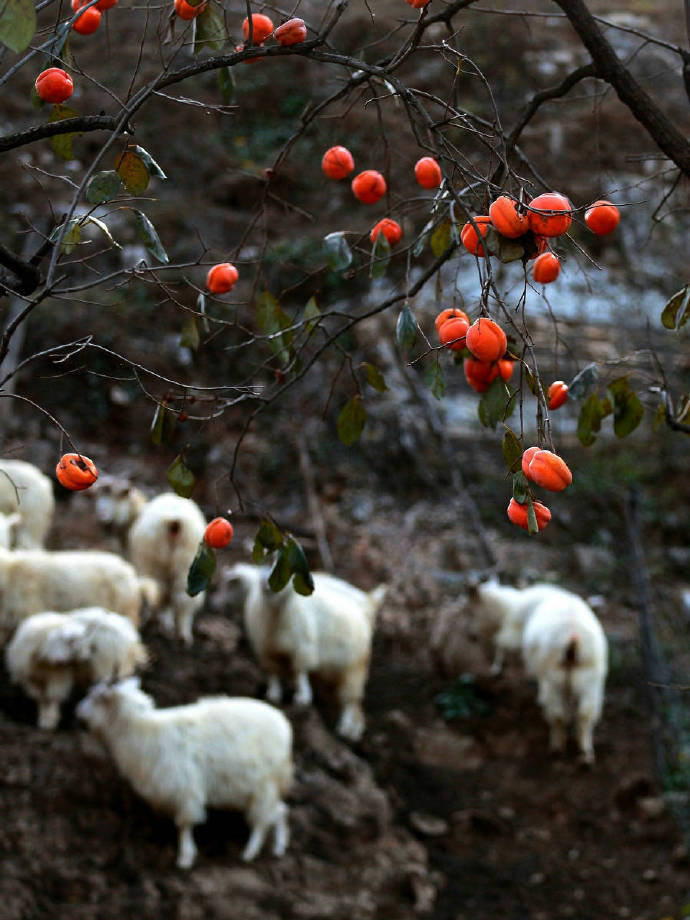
[0,242,40,295]
[505,63,596,156]
[0,115,127,154]
[553,0,690,176]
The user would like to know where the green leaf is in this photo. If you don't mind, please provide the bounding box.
[652,399,666,432]
[577,391,606,447]
[363,362,388,393]
[115,150,150,194]
[0,0,36,52]
[150,402,168,446]
[412,226,430,258]
[86,170,123,204]
[502,427,523,473]
[661,285,690,330]
[477,378,515,430]
[484,226,524,263]
[218,65,234,103]
[252,518,285,563]
[430,220,453,258]
[396,304,417,350]
[512,470,529,504]
[526,498,539,536]
[285,536,314,595]
[608,377,643,438]
[428,361,446,400]
[49,219,82,255]
[268,545,291,593]
[370,233,391,279]
[130,145,167,180]
[187,541,216,596]
[48,104,81,160]
[180,316,200,351]
[255,290,293,365]
[569,362,599,400]
[302,296,321,334]
[323,232,353,271]
[337,395,366,446]
[133,209,169,264]
[167,453,195,497]
[523,365,543,399]
[194,0,227,52]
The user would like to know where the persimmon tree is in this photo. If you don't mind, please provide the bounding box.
[0,0,689,560]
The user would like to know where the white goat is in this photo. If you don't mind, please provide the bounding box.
[467,579,608,762]
[93,475,148,552]
[227,563,386,741]
[76,678,293,869]
[0,459,55,548]
[0,547,151,645]
[5,607,147,730]
[466,578,572,675]
[522,591,608,764]
[127,493,207,646]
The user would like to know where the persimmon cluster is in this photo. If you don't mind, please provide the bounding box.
[462,192,621,286]
[434,310,514,393]
[508,447,572,534]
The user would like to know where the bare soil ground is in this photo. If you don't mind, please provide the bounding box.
[1,398,690,920]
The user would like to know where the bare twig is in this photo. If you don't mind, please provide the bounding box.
[296,433,334,571]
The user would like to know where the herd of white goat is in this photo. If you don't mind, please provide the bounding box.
[0,458,609,868]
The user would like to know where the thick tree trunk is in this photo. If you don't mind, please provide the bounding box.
[553,0,690,177]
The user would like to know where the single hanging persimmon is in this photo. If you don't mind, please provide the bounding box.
[274,18,307,45]
[524,449,572,492]
[56,453,99,491]
[463,357,499,393]
[488,196,530,239]
[72,4,101,33]
[460,216,491,257]
[204,517,234,549]
[434,307,469,333]
[465,317,507,363]
[527,192,572,237]
[414,157,442,189]
[173,0,206,18]
[370,218,402,246]
[507,497,551,532]
[438,316,469,352]
[321,146,355,180]
[206,263,239,294]
[351,170,386,205]
[242,12,274,42]
[547,381,569,410]
[532,251,561,284]
[35,68,73,104]
[584,200,620,235]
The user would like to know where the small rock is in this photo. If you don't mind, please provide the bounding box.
[529,872,545,886]
[672,842,688,863]
[637,796,666,819]
[642,868,659,883]
[409,811,449,837]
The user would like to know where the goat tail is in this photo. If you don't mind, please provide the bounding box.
[562,633,579,668]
